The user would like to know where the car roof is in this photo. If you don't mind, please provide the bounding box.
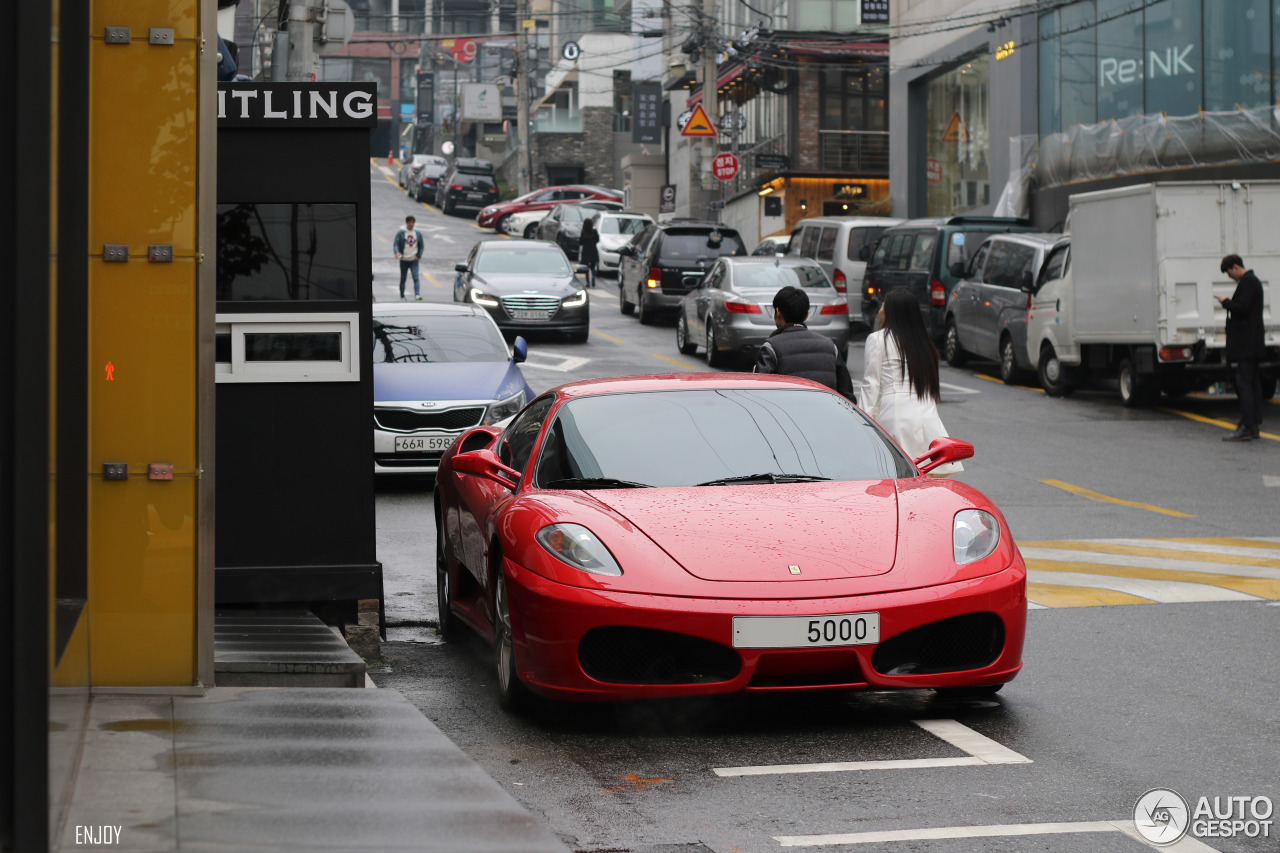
[794,216,904,227]
[721,256,818,266]
[889,216,1034,230]
[576,184,623,196]
[551,372,829,399]
[657,219,738,231]
[975,232,1058,248]
[372,302,488,317]
[479,239,561,251]
[597,210,651,218]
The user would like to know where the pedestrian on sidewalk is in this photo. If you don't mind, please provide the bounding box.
[394,215,422,300]
[1216,254,1266,441]
[754,285,855,402]
[862,288,962,477]
[578,218,600,287]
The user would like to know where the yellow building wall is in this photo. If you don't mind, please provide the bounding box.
[86,0,204,685]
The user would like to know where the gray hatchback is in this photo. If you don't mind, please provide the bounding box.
[676,257,851,368]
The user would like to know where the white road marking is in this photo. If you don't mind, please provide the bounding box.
[1020,547,1280,581]
[523,353,591,372]
[1027,601,1048,610]
[775,820,1221,849]
[939,381,982,395]
[714,719,1029,777]
[1090,539,1280,560]
[1265,475,1280,487]
[1026,571,1258,603]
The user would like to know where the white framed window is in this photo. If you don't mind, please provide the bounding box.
[215,312,360,383]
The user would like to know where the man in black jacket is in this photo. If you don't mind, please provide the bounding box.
[755,286,855,403]
[1216,254,1267,441]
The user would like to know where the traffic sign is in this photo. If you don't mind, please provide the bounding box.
[451,38,477,63]
[712,152,739,181]
[562,41,581,61]
[942,111,969,143]
[680,104,717,137]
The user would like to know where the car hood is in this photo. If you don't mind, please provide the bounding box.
[598,234,633,250]
[599,482,898,581]
[472,273,580,296]
[373,360,525,403]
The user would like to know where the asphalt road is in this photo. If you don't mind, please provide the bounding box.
[369,162,1280,853]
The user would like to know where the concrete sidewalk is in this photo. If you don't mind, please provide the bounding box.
[58,687,568,852]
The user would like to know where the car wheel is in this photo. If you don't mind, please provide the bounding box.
[676,315,698,355]
[434,503,458,639]
[523,223,537,239]
[944,319,968,367]
[706,322,728,368]
[637,291,653,325]
[998,335,1027,384]
[619,281,635,315]
[1118,357,1157,407]
[493,568,531,712]
[1038,344,1074,398]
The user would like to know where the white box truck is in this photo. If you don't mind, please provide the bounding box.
[1027,181,1280,404]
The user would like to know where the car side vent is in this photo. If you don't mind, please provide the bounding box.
[578,627,741,685]
[870,613,1004,676]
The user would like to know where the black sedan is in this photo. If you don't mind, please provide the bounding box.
[453,241,590,343]
[535,202,596,260]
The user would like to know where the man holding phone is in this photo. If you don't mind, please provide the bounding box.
[1216,254,1266,441]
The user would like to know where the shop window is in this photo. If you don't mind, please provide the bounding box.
[924,55,990,216]
[1204,0,1270,110]
[1060,2,1097,128]
[1145,0,1201,116]
[215,314,360,383]
[1039,13,1060,138]
[1097,0,1144,120]
[216,203,359,302]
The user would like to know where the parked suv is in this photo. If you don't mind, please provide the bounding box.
[943,233,1060,383]
[435,158,499,215]
[787,216,901,299]
[859,216,1037,338]
[617,220,747,324]
[412,156,449,202]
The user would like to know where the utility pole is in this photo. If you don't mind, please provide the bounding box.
[284,1,317,82]
[700,0,718,191]
[514,0,533,195]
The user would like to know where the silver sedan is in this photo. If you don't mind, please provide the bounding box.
[676,257,851,368]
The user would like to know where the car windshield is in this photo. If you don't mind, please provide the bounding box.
[661,230,746,259]
[533,389,913,488]
[734,264,832,292]
[600,216,649,235]
[559,206,589,223]
[371,314,509,363]
[476,247,572,275]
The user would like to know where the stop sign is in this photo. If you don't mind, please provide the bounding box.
[712,152,740,181]
[451,38,477,63]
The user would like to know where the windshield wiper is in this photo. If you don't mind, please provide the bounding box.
[542,477,653,489]
[695,473,832,486]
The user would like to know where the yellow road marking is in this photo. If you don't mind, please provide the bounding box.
[1040,479,1195,518]
[424,272,442,289]
[1162,536,1280,550]
[1161,407,1279,441]
[377,235,389,243]
[1026,583,1152,608]
[1025,559,1280,599]
[592,329,625,344]
[974,373,1043,392]
[650,353,697,370]
[1021,540,1280,570]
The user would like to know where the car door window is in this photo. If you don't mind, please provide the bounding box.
[997,244,1036,288]
[886,233,915,271]
[847,226,888,260]
[798,227,820,259]
[980,243,1012,286]
[869,237,889,268]
[500,395,555,474]
[1038,245,1069,289]
[816,227,837,262]
[908,232,938,272]
[967,243,991,280]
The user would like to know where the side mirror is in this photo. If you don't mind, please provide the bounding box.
[451,449,521,489]
[949,261,967,278]
[455,263,469,273]
[913,437,974,476]
[618,246,633,257]
[858,245,870,262]
[512,336,528,363]
[1019,270,1035,292]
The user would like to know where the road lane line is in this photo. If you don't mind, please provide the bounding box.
[973,373,1044,392]
[1025,570,1257,603]
[1040,479,1195,518]
[1161,407,1280,441]
[1161,536,1280,550]
[912,720,1031,765]
[775,820,1223,848]
[1088,538,1280,561]
[423,272,442,289]
[377,235,389,243]
[1024,559,1280,598]
[1026,583,1154,608]
[591,329,625,344]
[939,381,982,395]
[1019,546,1280,579]
[650,353,698,370]
[714,756,986,778]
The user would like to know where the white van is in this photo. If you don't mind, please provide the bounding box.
[787,216,901,300]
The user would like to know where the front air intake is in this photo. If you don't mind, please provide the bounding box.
[578,627,741,685]
[871,613,1004,676]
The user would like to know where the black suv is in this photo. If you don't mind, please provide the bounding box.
[616,220,747,324]
[435,158,499,215]
[859,215,1036,338]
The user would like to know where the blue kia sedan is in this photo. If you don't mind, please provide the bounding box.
[372,303,535,475]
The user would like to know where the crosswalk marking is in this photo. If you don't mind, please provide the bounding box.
[1021,538,1280,608]
[776,820,1222,850]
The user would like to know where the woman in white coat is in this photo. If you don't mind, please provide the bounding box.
[862,288,962,477]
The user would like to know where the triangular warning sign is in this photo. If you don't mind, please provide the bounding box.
[941,111,969,143]
[681,104,718,137]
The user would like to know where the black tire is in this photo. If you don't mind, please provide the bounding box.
[619,282,635,315]
[1118,358,1157,407]
[943,319,968,367]
[637,292,654,325]
[706,322,728,368]
[998,335,1028,384]
[493,569,531,712]
[443,199,454,216]
[1038,344,1074,398]
[676,314,698,355]
[523,223,538,239]
[434,503,458,639]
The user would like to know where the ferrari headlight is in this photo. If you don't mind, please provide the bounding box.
[562,289,588,307]
[953,510,1000,565]
[483,391,525,425]
[535,524,622,576]
[470,287,500,307]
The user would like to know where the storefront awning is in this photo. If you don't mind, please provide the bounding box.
[689,63,746,105]
[778,40,888,58]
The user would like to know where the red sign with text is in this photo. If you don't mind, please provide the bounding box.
[712,152,740,181]
[926,157,942,185]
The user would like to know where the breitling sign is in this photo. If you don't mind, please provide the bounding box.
[217,83,378,128]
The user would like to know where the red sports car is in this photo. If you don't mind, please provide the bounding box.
[434,373,1026,708]
[475,185,623,230]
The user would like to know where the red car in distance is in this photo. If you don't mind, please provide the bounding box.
[476,185,623,231]
[434,373,1027,709]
